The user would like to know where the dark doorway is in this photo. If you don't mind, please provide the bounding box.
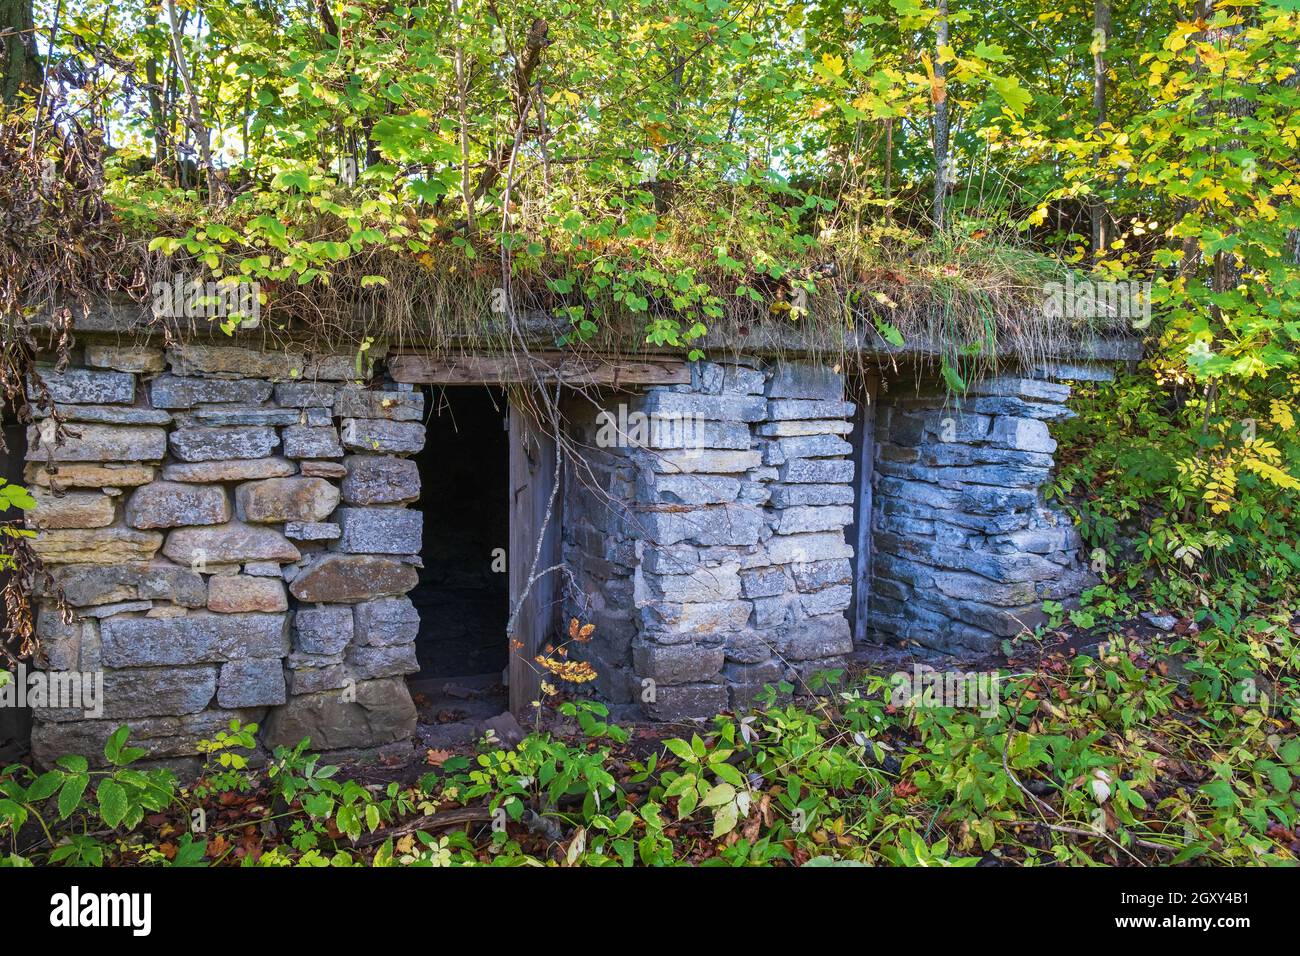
[410,386,510,682]
[1,408,32,758]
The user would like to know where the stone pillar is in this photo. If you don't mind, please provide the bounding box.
[564,359,858,721]
[868,373,1097,653]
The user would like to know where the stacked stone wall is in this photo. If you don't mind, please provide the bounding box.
[16,342,1103,760]
[564,360,858,720]
[26,343,424,772]
[867,372,1098,653]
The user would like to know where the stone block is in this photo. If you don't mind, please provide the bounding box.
[163,522,300,566]
[28,423,167,463]
[100,612,288,666]
[988,416,1057,454]
[354,597,420,646]
[208,574,289,613]
[282,425,344,459]
[84,344,165,374]
[300,460,346,478]
[235,477,340,523]
[641,682,729,721]
[777,616,852,661]
[218,659,286,708]
[778,459,854,484]
[765,363,844,400]
[639,503,762,547]
[162,457,297,483]
[340,455,420,505]
[191,406,301,427]
[642,600,751,638]
[756,419,853,437]
[336,507,423,555]
[285,522,341,541]
[167,345,304,380]
[31,707,267,767]
[799,584,851,616]
[28,368,134,404]
[723,629,776,664]
[776,434,853,459]
[935,567,1034,606]
[792,559,852,592]
[965,377,1072,403]
[43,562,207,608]
[346,644,420,679]
[641,419,752,450]
[690,361,765,395]
[285,664,352,695]
[293,605,355,655]
[303,351,377,381]
[775,505,853,534]
[769,483,854,508]
[739,566,789,599]
[101,666,217,719]
[646,449,763,474]
[26,463,156,489]
[274,382,338,407]
[41,404,172,426]
[27,489,115,530]
[150,375,273,409]
[752,594,795,627]
[125,481,229,529]
[262,678,416,751]
[767,399,855,420]
[637,391,767,422]
[633,640,725,684]
[334,388,425,421]
[35,607,93,670]
[766,532,853,566]
[644,563,742,603]
[637,472,739,506]
[289,554,418,603]
[341,419,425,454]
[33,526,163,564]
[169,426,279,462]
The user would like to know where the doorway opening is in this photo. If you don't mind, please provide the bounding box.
[408,386,510,720]
[0,409,31,759]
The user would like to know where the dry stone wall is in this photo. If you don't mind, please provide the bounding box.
[18,341,1102,765]
[868,371,1100,653]
[563,360,858,721]
[25,344,423,773]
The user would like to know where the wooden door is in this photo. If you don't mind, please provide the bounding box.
[507,394,561,717]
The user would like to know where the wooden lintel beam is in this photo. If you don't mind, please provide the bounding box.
[387,353,690,386]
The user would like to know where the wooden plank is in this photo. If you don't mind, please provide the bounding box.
[389,352,690,386]
[851,373,878,642]
[507,395,561,718]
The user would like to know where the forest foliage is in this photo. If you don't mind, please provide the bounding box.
[3,0,1297,618]
[0,0,1299,866]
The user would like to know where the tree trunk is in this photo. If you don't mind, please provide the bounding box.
[1091,0,1110,258]
[1,0,41,106]
[932,0,950,231]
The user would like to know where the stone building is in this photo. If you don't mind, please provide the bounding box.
[1,303,1135,773]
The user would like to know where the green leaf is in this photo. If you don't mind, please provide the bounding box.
[700,783,736,808]
[24,771,62,803]
[57,774,89,820]
[96,780,129,829]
